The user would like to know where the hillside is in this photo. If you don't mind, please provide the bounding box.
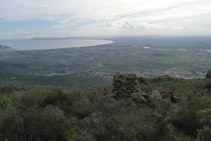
[0,71,210,140]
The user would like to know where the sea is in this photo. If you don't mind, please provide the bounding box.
[0,39,114,50]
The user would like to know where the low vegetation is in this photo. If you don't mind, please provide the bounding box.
[0,71,211,140]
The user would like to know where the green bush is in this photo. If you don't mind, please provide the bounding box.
[197,126,211,141]
[197,108,211,127]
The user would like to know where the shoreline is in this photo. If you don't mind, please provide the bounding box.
[0,39,114,51]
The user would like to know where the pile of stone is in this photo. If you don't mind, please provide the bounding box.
[112,72,139,99]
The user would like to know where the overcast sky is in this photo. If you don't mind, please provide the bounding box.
[0,0,211,39]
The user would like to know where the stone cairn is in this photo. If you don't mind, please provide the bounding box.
[112,72,139,99]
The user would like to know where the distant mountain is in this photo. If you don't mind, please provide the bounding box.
[30,36,116,40]
[30,36,96,40]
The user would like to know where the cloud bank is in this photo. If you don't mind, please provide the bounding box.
[0,0,211,38]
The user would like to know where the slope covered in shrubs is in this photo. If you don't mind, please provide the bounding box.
[0,71,211,140]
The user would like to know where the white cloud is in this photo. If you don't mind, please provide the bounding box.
[0,0,211,38]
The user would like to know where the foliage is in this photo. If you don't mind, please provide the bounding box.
[0,75,211,140]
[197,126,211,141]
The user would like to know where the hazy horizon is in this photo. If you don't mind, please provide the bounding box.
[1,35,211,41]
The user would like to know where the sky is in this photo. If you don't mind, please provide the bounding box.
[0,0,211,39]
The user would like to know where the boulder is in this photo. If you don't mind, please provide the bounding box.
[152,90,162,99]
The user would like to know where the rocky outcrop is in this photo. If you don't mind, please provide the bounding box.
[112,72,179,103]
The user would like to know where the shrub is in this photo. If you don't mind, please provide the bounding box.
[197,126,211,141]
[197,108,211,127]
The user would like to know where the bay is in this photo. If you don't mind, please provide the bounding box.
[0,39,114,50]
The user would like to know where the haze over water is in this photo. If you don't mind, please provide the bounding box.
[0,39,114,50]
